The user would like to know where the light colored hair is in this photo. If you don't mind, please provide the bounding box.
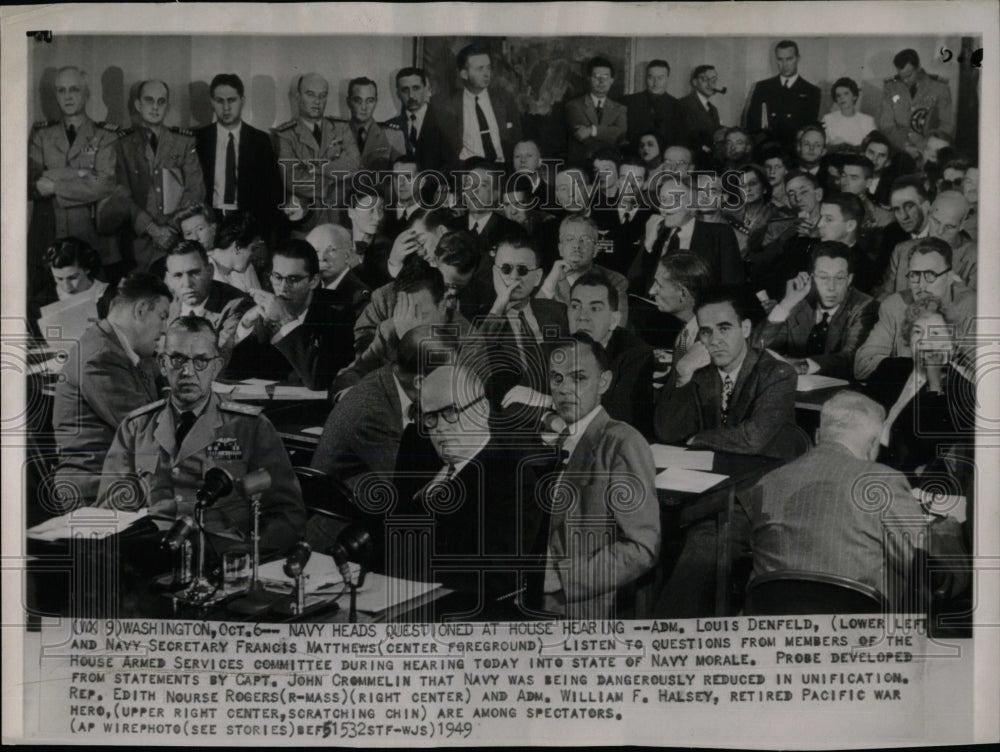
[818,390,885,446]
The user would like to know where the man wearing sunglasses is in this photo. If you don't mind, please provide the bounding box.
[225,239,353,389]
[98,316,305,555]
[855,236,976,380]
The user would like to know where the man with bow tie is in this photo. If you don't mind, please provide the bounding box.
[29,65,122,289]
[98,315,305,555]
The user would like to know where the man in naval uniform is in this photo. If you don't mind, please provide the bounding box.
[273,72,362,235]
[115,79,205,272]
[29,66,121,290]
[878,48,953,160]
[345,76,405,173]
[98,315,305,555]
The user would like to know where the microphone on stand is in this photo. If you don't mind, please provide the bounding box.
[161,515,196,552]
[330,524,373,623]
[197,467,234,507]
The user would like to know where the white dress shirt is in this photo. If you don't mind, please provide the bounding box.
[460,88,503,162]
[213,122,241,210]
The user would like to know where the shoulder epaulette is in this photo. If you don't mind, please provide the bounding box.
[929,73,946,83]
[168,125,194,137]
[95,121,119,133]
[118,126,135,137]
[32,119,58,130]
[220,400,263,416]
[274,119,296,133]
[380,118,402,130]
[885,75,899,84]
[126,399,166,420]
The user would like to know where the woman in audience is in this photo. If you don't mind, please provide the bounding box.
[30,237,109,337]
[724,163,791,258]
[863,297,975,487]
[758,143,793,210]
[635,131,665,174]
[822,77,876,147]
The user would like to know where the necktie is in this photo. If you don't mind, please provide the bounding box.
[556,427,572,466]
[805,311,830,356]
[409,114,418,148]
[783,78,790,89]
[66,123,77,146]
[148,129,159,154]
[674,326,690,361]
[312,123,322,147]
[224,132,237,205]
[721,374,734,426]
[357,126,367,153]
[658,227,680,260]
[909,84,917,99]
[474,95,498,163]
[595,101,604,125]
[175,411,196,447]
[707,101,720,129]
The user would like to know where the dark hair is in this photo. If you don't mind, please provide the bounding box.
[350,181,383,207]
[909,236,953,267]
[555,331,611,373]
[840,153,875,180]
[209,73,244,98]
[591,145,622,165]
[457,43,490,71]
[434,231,479,275]
[137,79,170,101]
[758,142,794,169]
[395,66,428,86]
[658,252,712,302]
[494,228,542,269]
[393,257,445,302]
[586,56,615,78]
[646,59,671,75]
[273,238,319,277]
[636,130,665,160]
[893,48,920,70]
[397,325,460,376]
[726,126,750,141]
[215,211,259,250]
[830,76,859,100]
[166,239,210,264]
[691,65,715,82]
[504,171,536,197]
[695,285,753,323]
[407,206,456,234]
[861,130,893,153]
[175,203,214,226]
[556,162,594,184]
[810,240,856,274]
[44,237,102,277]
[166,314,218,340]
[890,173,931,202]
[797,122,826,143]
[109,271,171,311]
[821,191,865,230]
[775,39,800,57]
[571,270,620,312]
[347,76,378,99]
[784,169,820,189]
[741,163,773,201]
[391,154,419,171]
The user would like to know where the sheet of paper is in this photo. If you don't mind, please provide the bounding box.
[916,489,967,523]
[27,508,148,542]
[796,374,850,392]
[271,385,329,400]
[766,348,789,364]
[240,378,278,385]
[301,426,325,436]
[649,444,715,471]
[655,467,728,494]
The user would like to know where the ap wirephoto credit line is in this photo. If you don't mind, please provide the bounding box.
[1,1,997,748]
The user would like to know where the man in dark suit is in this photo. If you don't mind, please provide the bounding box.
[873,174,930,287]
[542,334,660,619]
[194,74,282,242]
[753,241,878,379]
[568,272,653,437]
[391,66,446,171]
[655,286,798,458]
[52,272,171,502]
[163,240,251,352]
[306,223,370,313]
[434,44,522,170]
[512,139,554,210]
[863,130,917,208]
[311,326,458,487]
[565,57,628,164]
[678,65,723,162]
[224,239,354,390]
[461,160,523,275]
[345,76,406,173]
[745,40,821,149]
[623,59,684,153]
[751,170,822,299]
[628,173,743,295]
[594,157,650,275]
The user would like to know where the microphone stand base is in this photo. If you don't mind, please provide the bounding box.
[272,594,341,618]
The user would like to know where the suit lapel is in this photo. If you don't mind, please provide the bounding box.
[153,407,176,457]
[728,347,761,423]
[791,300,815,348]
[176,397,225,464]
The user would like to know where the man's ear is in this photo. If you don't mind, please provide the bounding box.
[609,310,623,331]
[307,274,321,291]
[597,368,613,396]
[815,187,824,203]
[740,318,752,339]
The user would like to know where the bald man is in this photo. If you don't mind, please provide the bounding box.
[305,222,370,316]
[273,73,362,235]
[877,190,976,298]
[29,66,122,286]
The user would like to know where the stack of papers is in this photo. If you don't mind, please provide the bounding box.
[272,386,328,400]
[649,444,714,471]
[655,467,728,493]
[212,380,327,401]
[27,508,148,542]
[915,488,967,523]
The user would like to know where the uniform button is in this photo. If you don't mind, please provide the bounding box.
[156,187,161,192]
[172,467,180,475]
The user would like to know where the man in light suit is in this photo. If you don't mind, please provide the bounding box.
[194,73,282,242]
[565,56,628,164]
[116,79,205,271]
[753,241,878,380]
[745,40,821,149]
[542,334,660,620]
[346,76,406,173]
[52,272,171,503]
[272,72,362,234]
[434,43,522,170]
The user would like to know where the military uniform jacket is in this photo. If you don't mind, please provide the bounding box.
[29,116,120,263]
[878,70,953,152]
[116,125,205,234]
[97,393,305,554]
[273,116,362,217]
[745,75,822,147]
[350,119,405,172]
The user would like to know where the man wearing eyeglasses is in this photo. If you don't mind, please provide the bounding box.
[752,241,877,379]
[855,236,976,380]
[225,239,353,389]
[98,316,305,555]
